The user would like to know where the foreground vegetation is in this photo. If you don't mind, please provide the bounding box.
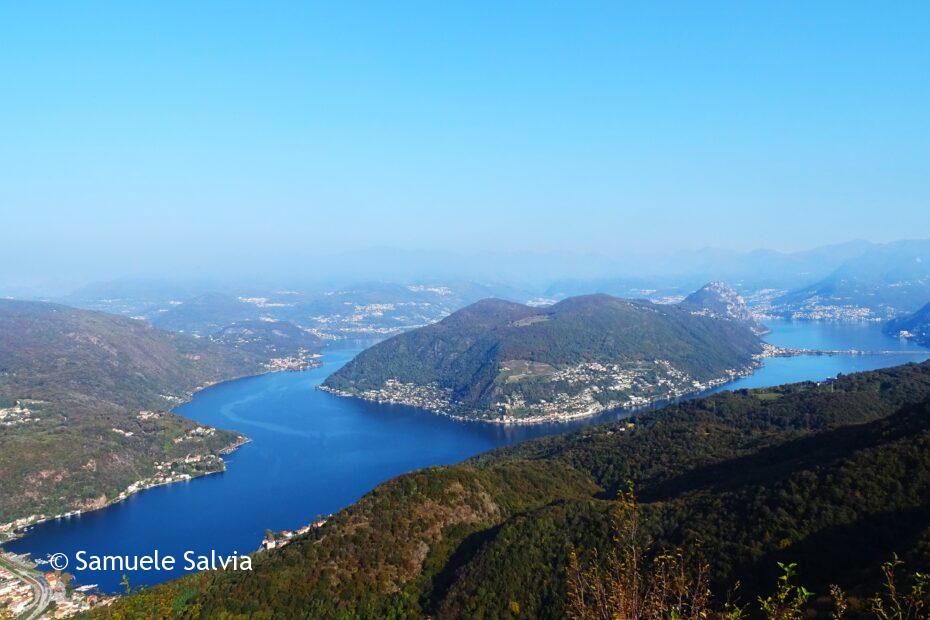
[567,488,930,619]
[92,360,930,618]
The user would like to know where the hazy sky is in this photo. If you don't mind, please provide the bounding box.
[2,2,929,286]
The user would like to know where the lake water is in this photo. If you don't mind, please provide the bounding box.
[5,320,928,592]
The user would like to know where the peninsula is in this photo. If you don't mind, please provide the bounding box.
[322,288,764,423]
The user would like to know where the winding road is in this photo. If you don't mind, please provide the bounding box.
[0,552,50,620]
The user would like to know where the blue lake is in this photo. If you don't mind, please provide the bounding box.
[5,320,928,592]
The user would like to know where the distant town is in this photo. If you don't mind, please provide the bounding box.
[321,357,759,425]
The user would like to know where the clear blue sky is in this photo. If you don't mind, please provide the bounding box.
[1,2,929,285]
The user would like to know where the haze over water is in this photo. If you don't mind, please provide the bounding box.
[5,320,928,593]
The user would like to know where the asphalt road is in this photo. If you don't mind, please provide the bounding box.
[0,553,50,620]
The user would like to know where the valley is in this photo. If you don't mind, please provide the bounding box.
[5,5,930,615]
[3,319,926,608]
[90,337,930,618]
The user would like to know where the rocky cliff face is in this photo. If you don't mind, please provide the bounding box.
[680,281,769,335]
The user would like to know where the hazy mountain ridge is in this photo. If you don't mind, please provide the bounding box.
[0,299,264,525]
[323,291,763,422]
[146,292,259,336]
[885,301,930,347]
[771,240,930,320]
[51,239,930,337]
[66,280,533,340]
[544,240,876,299]
[209,319,324,359]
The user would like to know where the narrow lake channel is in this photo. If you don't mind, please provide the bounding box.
[5,320,928,592]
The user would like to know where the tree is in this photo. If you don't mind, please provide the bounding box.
[566,485,729,620]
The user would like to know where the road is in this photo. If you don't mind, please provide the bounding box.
[0,552,51,620]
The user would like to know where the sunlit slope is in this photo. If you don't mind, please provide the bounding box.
[97,361,930,618]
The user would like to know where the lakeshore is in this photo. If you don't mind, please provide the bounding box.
[318,341,929,425]
[1,361,318,543]
[4,320,929,597]
[0,435,252,546]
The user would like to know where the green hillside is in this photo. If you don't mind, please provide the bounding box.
[0,299,264,525]
[96,360,930,618]
[323,294,763,422]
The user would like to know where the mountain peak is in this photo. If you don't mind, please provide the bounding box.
[680,282,768,335]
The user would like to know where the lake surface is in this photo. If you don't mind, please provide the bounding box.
[5,320,928,592]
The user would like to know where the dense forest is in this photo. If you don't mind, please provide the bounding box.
[95,360,930,618]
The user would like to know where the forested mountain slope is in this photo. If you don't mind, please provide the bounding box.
[0,300,263,525]
[98,361,930,618]
[323,294,762,422]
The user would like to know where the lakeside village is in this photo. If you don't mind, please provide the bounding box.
[263,351,323,372]
[750,296,893,322]
[321,352,769,425]
[1,550,116,618]
[258,516,331,553]
[0,512,334,619]
[0,558,37,618]
[1,452,242,547]
[2,354,319,545]
[319,341,926,425]
[0,353,327,617]
[1,418,250,545]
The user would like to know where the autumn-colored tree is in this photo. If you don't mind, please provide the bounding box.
[867,555,928,620]
[566,487,930,620]
[566,485,735,620]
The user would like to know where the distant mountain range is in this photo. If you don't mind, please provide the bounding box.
[885,301,930,347]
[101,361,930,618]
[210,319,323,361]
[0,300,263,526]
[322,287,763,422]
[542,240,930,325]
[63,280,532,340]
[147,292,260,336]
[679,281,769,335]
[47,239,930,335]
[769,239,930,320]
[544,240,876,299]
